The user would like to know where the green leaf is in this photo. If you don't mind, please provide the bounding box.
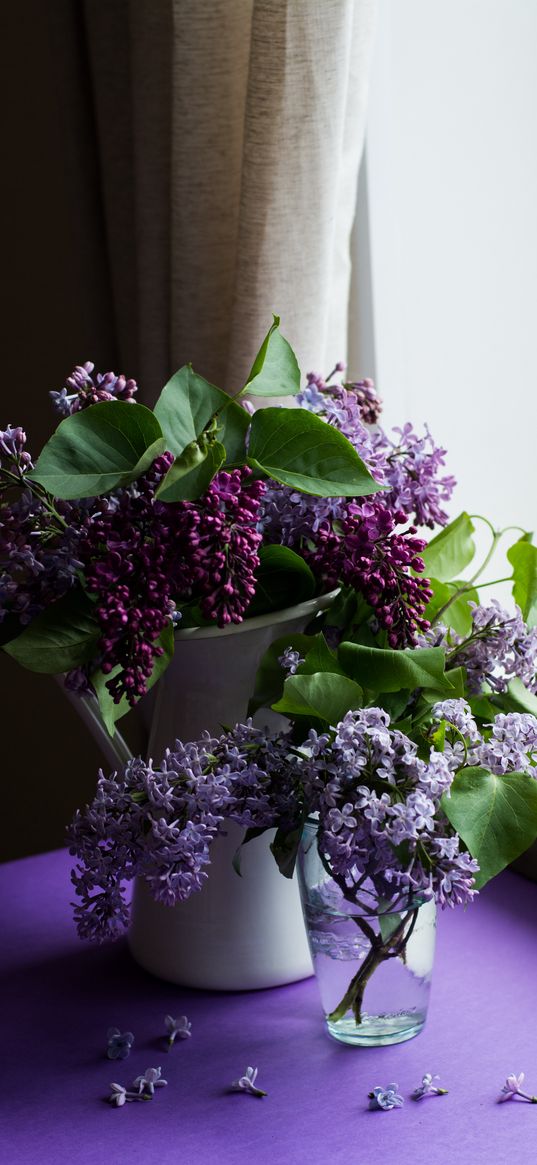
[507,540,537,626]
[272,671,363,724]
[497,677,537,718]
[153,364,249,466]
[247,545,316,617]
[270,825,303,879]
[3,589,99,673]
[297,635,346,677]
[443,766,537,889]
[156,440,226,502]
[247,631,320,715]
[247,408,385,498]
[29,402,166,499]
[425,578,478,636]
[338,642,453,694]
[244,315,301,397]
[91,622,175,733]
[421,512,476,582]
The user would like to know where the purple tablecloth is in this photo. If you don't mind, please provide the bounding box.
[1,849,536,1164]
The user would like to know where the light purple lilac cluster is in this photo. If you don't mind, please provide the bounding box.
[50,362,138,416]
[303,707,478,911]
[69,699,537,942]
[0,426,83,626]
[259,368,455,647]
[419,600,537,695]
[296,369,456,529]
[69,722,295,942]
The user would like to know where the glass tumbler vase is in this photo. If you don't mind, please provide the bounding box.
[297,821,436,1046]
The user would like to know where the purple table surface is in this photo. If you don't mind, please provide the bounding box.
[1,851,536,1165]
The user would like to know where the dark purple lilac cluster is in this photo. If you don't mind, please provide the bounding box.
[69,722,295,942]
[305,500,433,647]
[78,463,265,704]
[79,453,175,704]
[50,362,138,416]
[172,468,265,627]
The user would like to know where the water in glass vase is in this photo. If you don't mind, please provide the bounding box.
[297,822,437,1046]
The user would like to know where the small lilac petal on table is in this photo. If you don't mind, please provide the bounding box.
[231,1067,267,1098]
[368,1084,404,1111]
[106,1027,135,1060]
[133,1067,168,1097]
[164,1014,192,1048]
[412,1073,448,1100]
[499,1073,537,1103]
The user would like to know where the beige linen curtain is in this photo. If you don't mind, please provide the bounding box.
[84,0,377,400]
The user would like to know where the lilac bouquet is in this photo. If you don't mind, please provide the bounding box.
[0,320,455,733]
[4,317,537,1028]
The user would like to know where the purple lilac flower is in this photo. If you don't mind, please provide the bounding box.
[50,362,138,416]
[448,601,537,695]
[472,712,537,775]
[297,371,455,529]
[69,722,295,941]
[304,708,478,909]
[132,1067,167,1097]
[230,1066,267,1098]
[107,1028,135,1060]
[164,1015,191,1048]
[498,1073,537,1103]
[0,426,33,476]
[412,1074,448,1100]
[368,1083,404,1111]
[278,647,304,674]
[0,490,84,628]
[305,500,433,647]
[173,468,265,627]
[79,453,176,704]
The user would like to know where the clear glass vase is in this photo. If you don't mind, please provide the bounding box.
[297,820,436,1046]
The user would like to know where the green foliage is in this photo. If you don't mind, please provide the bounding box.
[3,588,99,673]
[443,766,537,888]
[91,623,175,734]
[270,825,303,879]
[421,512,476,582]
[507,540,537,627]
[247,407,385,498]
[272,671,363,725]
[156,440,226,502]
[153,363,249,467]
[425,578,478,636]
[246,546,316,617]
[338,642,454,694]
[244,315,301,397]
[30,402,166,499]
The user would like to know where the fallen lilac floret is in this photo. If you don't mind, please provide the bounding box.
[368,1083,404,1111]
[132,1067,168,1097]
[165,1014,192,1048]
[231,1066,267,1097]
[412,1073,448,1100]
[499,1073,537,1103]
[106,1027,135,1060]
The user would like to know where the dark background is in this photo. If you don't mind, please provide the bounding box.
[1,5,123,860]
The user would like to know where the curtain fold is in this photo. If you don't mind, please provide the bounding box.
[83,0,377,400]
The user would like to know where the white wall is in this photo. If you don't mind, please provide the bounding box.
[350,0,537,547]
